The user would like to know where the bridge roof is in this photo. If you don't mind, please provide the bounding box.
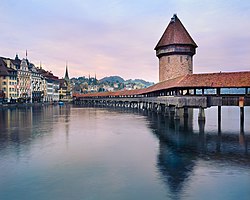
[146,71,250,93]
[73,71,250,98]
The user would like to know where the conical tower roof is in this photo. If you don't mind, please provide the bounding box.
[155,14,197,50]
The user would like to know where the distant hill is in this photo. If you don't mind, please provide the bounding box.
[99,76,154,87]
[124,79,154,87]
[99,76,125,83]
[71,75,154,93]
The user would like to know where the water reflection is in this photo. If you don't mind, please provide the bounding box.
[0,106,61,158]
[0,106,250,200]
[140,109,250,199]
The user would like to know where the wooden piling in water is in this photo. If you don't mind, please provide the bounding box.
[218,106,221,133]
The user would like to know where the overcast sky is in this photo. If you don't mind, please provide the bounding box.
[0,0,249,82]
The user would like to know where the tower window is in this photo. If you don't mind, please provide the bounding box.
[168,57,170,63]
[180,56,183,63]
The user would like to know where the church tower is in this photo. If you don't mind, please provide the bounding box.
[64,63,71,98]
[64,63,70,82]
[155,14,197,82]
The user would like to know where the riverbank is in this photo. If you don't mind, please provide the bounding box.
[0,101,72,109]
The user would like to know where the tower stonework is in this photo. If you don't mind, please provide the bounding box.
[155,14,197,82]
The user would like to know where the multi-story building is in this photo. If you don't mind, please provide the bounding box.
[29,63,44,102]
[37,68,59,102]
[47,78,59,102]
[17,59,32,102]
[0,54,62,103]
[0,57,17,102]
[59,79,67,100]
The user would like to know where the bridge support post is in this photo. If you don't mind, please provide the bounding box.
[240,106,244,133]
[156,104,160,113]
[169,106,175,118]
[174,107,180,120]
[198,120,205,134]
[154,103,158,112]
[183,107,188,118]
[160,104,165,114]
[198,107,206,121]
[218,106,221,133]
[164,106,170,117]
[239,97,245,133]
[150,103,152,111]
[139,102,142,110]
[157,104,162,113]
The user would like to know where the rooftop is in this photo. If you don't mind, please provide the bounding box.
[155,14,197,50]
[74,71,250,97]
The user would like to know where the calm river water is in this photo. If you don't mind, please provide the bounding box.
[0,105,250,200]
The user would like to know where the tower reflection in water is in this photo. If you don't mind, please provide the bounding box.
[142,109,249,199]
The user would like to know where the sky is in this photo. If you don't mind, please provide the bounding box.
[0,0,250,82]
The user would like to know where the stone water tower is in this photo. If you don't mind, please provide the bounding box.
[155,14,198,82]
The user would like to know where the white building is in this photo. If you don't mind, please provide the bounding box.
[37,68,59,102]
[29,64,44,102]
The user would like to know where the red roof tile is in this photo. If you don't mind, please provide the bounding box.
[155,14,197,50]
[74,71,250,98]
[146,71,250,93]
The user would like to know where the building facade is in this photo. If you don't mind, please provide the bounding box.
[17,59,32,102]
[0,57,17,102]
[59,65,72,100]
[37,68,59,102]
[0,54,64,103]
[30,63,44,102]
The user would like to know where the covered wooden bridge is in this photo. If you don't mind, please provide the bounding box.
[73,71,250,130]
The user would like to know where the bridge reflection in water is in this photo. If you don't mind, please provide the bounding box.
[0,105,249,199]
[100,105,249,199]
[137,108,249,199]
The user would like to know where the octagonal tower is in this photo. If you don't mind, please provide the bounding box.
[155,14,198,82]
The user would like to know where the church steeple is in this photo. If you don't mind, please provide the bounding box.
[94,73,97,85]
[64,62,69,81]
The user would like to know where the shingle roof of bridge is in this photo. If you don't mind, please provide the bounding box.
[74,71,250,97]
[146,71,250,93]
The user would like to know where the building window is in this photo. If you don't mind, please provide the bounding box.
[180,56,183,63]
[168,57,170,63]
